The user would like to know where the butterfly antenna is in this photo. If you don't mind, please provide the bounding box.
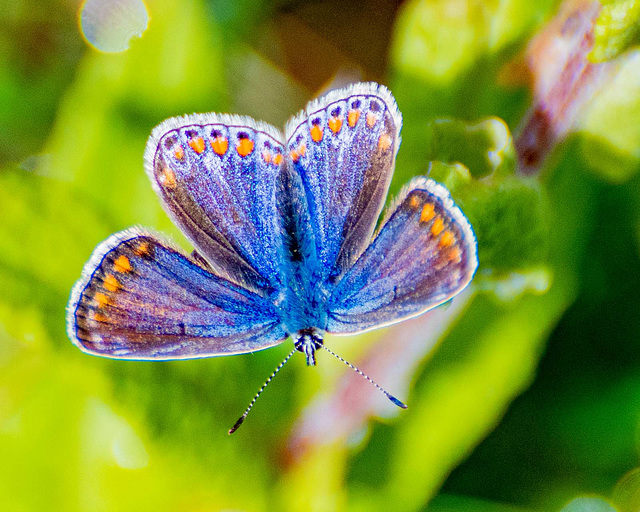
[321,345,408,409]
[228,347,297,434]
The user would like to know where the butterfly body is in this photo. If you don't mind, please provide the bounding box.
[67,82,477,382]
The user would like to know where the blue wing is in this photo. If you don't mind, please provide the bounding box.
[326,178,478,334]
[66,229,286,360]
[283,82,402,283]
[145,113,286,292]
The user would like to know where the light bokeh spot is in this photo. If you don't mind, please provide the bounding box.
[79,0,149,53]
[560,497,619,512]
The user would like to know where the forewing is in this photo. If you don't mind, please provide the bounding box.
[145,114,286,292]
[67,229,286,360]
[326,178,478,334]
[284,82,402,281]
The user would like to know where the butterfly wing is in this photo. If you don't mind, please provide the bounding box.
[326,178,478,334]
[145,114,286,291]
[284,82,402,282]
[67,229,286,360]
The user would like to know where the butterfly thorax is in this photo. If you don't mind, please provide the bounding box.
[275,256,332,339]
[270,235,334,364]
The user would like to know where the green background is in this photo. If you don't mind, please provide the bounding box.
[2,0,640,510]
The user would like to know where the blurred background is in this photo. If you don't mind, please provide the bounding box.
[1,0,640,510]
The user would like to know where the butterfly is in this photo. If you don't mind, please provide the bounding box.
[66,82,478,432]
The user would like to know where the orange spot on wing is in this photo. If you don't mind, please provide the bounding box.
[237,138,254,157]
[420,203,435,222]
[378,133,392,151]
[449,247,462,263]
[103,274,120,292]
[173,145,184,160]
[114,255,132,273]
[431,217,445,236]
[328,116,343,134]
[93,312,108,323]
[189,136,205,154]
[310,124,323,142]
[348,109,360,127]
[273,153,283,165]
[94,292,111,308]
[211,136,228,156]
[134,241,151,257]
[290,143,306,162]
[262,150,271,163]
[439,230,455,247]
[366,112,377,128]
[408,195,421,209]
[159,167,176,189]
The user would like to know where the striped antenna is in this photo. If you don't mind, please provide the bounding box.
[228,347,297,434]
[322,345,408,409]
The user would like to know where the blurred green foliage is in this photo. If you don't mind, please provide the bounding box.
[1,0,640,511]
[591,0,640,62]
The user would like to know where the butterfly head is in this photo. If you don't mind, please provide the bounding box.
[294,328,324,366]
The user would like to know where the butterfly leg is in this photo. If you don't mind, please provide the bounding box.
[294,328,324,366]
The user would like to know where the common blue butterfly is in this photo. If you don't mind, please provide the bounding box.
[67,83,478,432]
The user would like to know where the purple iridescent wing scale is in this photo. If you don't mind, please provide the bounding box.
[144,114,286,291]
[326,178,478,334]
[66,229,286,360]
[284,83,402,282]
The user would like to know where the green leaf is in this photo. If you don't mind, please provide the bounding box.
[591,0,640,62]
[579,51,640,183]
[424,118,549,279]
[425,117,515,179]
